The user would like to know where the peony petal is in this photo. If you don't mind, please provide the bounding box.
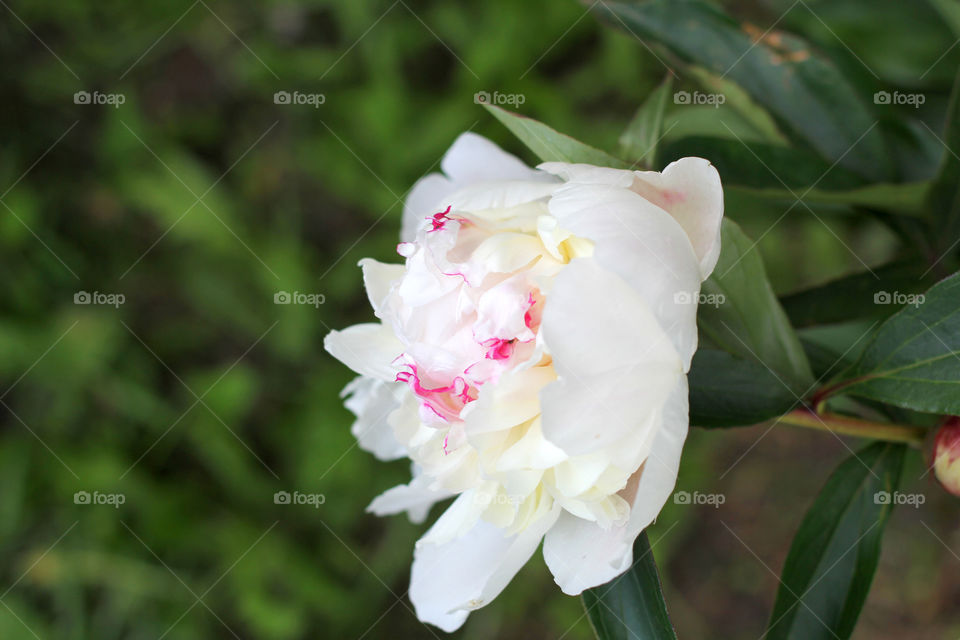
[464,365,556,435]
[324,323,403,381]
[546,180,703,368]
[624,376,689,535]
[359,258,405,319]
[543,377,689,594]
[539,259,682,455]
[410,500,560,632]
[446,180,559,213]
[342,377,406,460]
[441,132,547,185]
[402,173,456,242]
[367,470,454,524]
[542,512,632,595]
[633,157,724,279]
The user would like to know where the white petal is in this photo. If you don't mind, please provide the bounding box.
[367,471,454,524]
[538,162,634,188]
[410,501,560,632]
[342,377,406,460]
[542,512,632,595]
[464,366,556,435]
[543,376,689,594]
[547,181,703,368]
[634,157,724,279]
[324,323,403,381]
[624,376,689,534]
[441,132,546,185]
[539,259,682,455]
[446,180,559,212]
[359,258,405,319]
[402,173,456,242]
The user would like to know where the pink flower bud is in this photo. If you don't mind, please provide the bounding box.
[932,417,960,497]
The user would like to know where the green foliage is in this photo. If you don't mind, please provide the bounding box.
[583,533,677,640]
[766,443,905,640]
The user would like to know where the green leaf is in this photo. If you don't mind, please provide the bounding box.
[766,442,905,640]
[834,272,960,414]
[698,220,814,395]
[582,531,677,640]
[661,136,929,216]
[591,0,894,181]
[929,0,960,37]
[483,104,630,167]
[731,182,930,217]
[619,74,674,167]
[686,65,787,145]
[781,261,935,328]
[689,349,799,427]
[926,67,960,251]
[660,136,865,191]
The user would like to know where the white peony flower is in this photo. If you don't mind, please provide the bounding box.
[325,132,723,631]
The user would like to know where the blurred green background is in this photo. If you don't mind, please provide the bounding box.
[1,0,959,638]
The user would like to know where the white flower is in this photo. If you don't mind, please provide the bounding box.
[325,133,723,631]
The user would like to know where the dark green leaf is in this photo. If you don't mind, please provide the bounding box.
[619,74,674,167]
[781,261,935,328]
[591,0,894,181]
[689,349,800,427]
[483,104,630,167]
[660,136,864,191]
[926,67,960,252]
[766,442,905,640]
[583,531,677,640]
[834,272,960,414]
[699,220,814,395]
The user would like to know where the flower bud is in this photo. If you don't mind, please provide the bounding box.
[932,417,960,497]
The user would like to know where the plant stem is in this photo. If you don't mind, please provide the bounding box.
[777,408,927,448]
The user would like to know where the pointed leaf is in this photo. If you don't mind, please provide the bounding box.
[834,272,960,414]
[766,442,905,640]
[483,104,630,167]
[591,0,894,181]
[583,531,677,640]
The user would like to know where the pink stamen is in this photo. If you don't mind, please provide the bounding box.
[427,205,453,232]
